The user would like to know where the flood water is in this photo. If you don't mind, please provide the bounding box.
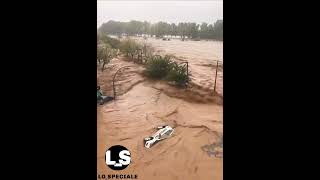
[133,37,223,96]
[97,37,223,180]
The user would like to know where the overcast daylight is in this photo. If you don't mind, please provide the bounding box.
[97,1,223,180]
[97,0,223,27]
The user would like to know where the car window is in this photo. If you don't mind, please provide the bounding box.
[164,129,173,136]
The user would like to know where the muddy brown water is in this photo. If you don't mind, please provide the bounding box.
[133,37,223,96]
[97,56,223,180]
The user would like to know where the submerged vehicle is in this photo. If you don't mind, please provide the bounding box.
[144,125,174,148]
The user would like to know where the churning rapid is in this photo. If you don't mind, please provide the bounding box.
[97,38,223,180]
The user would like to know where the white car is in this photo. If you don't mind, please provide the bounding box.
[144,125,174,148]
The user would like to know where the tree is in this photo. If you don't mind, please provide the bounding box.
[98,20,123,35]
[155,21,167,37]
[178,22,187,40]
[213,20,223,40]
[208,24,214,39]
[200,22,208,39]
[97,43,116,71]
[97,20,223,41]
[149,24,156,37]
[189,23,199,39]
[164,22,170,37]
[170,23,177,37]
[142,21,150,36]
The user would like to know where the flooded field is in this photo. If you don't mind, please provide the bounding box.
[97,55,223,180]
[98,1,223,179]
[133,37,223,96]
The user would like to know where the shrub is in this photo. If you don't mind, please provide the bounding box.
[144,55,189,86]
[165,62,189,86]
[97,43,111,60]
[119,38,141,58]
[97,33,120,49]
[144,55,173,78]
[97,43,117,71]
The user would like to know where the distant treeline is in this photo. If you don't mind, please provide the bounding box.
[98,20,223,41]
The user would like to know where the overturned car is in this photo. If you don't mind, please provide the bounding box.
[144,125,174,148]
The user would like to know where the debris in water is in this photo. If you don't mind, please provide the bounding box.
[144,125,174,148]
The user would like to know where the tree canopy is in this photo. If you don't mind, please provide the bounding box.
[98,20,223,41]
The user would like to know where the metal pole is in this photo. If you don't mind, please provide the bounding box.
[213,61,219,93]
[179,61,189,84]
[186,62,189,82]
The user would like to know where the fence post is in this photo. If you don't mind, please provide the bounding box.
[213,61,219,93]
[179,61,189,84]
[187,62,189,82]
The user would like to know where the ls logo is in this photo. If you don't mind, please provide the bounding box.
[105,145,131,170]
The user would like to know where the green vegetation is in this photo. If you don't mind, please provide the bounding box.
[144,55,172,78]
[199,20,223,40]
[97,32,120,49]
[96,34,189,86]
[98,20,223,41]
[144,55,189,86]
[119,38,142,59]
[165,62,188,86]
[97,34,119,71]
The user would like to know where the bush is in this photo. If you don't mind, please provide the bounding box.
[97,33,120,49]
[119,38,142,58]
[144,55,189,86]
[97,43,111,60]
[144,55,172,78]
[97,43,118,71]
[165,62,189,86]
